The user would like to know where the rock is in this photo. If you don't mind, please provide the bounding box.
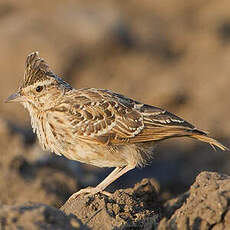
[158,171,230,230]
[1,172,230,229]
[0,202,86,230]
[61,178,162,230]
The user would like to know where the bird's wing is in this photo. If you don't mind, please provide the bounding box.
[55,88,199,145]
[126,104,200,143]
[57,88,144,145]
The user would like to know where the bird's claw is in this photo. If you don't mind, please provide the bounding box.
[69,187,112,200]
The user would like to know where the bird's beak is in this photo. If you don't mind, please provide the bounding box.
[5,92,26,103]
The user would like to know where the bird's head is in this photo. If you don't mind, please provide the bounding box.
[5,52,72,111]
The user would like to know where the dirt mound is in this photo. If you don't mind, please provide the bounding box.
[61,178,161,230]
[0,203,84,230]
[159,171,230,230]
[1,172,230,229]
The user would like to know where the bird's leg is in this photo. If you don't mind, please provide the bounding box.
[70,165,135,199]
[96,165,135,191]
[70,167,122,198]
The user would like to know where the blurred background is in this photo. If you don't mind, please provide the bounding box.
[0,0,229,208]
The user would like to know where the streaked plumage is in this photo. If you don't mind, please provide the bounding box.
[6,52,228,197]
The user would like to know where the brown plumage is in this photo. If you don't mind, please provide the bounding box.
[5,52,228,197]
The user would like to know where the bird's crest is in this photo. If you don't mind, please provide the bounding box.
[23,52,53,87]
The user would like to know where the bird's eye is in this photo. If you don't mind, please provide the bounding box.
[36,86,43,92]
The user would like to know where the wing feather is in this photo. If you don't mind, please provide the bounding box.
[56,89,144,144]
[55,88,201,145]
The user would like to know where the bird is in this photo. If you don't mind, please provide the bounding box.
[5,52,228,198]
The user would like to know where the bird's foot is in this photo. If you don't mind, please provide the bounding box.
[69,187,112,200]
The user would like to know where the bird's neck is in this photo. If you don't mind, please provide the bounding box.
[22,102,48,150]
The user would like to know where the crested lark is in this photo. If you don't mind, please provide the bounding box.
[6,52,228,197]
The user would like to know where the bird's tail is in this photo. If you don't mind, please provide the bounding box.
[190,129,229,151]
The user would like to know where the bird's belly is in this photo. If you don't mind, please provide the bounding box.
[58,140,147,168]
[65,141,128,168]
[42,124,126,167]
[42,116,147,168]
[45,123,152,168]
